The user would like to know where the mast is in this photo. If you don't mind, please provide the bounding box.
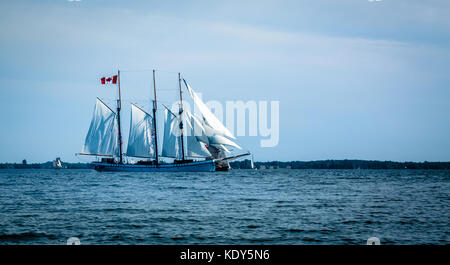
[152,70,159,165]
[178,72,186,161]
[117,70,123,164]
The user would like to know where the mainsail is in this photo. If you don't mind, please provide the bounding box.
[161,109,179,158]
[82,98,118,156]
[126,104,155,158]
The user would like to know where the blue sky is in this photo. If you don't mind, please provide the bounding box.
[0,0,449,163]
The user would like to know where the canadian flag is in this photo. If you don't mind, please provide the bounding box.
[101,75,118,84]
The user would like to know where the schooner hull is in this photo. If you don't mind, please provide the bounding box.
[91,160,216,172]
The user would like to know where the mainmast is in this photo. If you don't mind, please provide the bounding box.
[178,72,186,161]
[152,70,159,165]
[117,70,123,164]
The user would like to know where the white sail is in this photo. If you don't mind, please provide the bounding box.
[185,110,209,145]
[202,122,242,149]
[82,98,118,156]
[183,79,236,140]
[185,108,242,150]
[161,109,179,158]
[126,104,155,158]
[213,144,231,153]
[56,158,62,168]
[185,113,212,158]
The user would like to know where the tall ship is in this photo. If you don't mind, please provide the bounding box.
[78,70,249,172]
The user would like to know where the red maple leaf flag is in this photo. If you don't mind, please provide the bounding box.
[101,75,118,85]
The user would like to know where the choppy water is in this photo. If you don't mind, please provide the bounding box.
[0,169,448,245]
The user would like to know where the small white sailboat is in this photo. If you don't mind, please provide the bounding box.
[78,70,250,172]
[52,157,63,169]
[251,155,256,170]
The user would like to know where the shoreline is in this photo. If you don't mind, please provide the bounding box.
[1,159,450,170]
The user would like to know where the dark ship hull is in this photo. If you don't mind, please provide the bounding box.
[92,159,220,172]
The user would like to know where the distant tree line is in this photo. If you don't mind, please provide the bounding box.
[0,161,91,169]
[1,159,449,170]
[230,159,450,170]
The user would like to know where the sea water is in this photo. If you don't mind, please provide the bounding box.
[0,169,448,244]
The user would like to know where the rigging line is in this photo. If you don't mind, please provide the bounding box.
[153,100,179,105]
[162,104,178,118]
[96,97,116,114]
[119,69,154,73]
[154,69,180,74]
[104,99,172,105]
[119,68,180,74]
[121,99,152,103]
[130,103,153,117]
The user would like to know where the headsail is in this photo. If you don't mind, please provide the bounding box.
[82,98,118,156]
[185,110,209,145]
[185,112,212,158]
[161,109,179,158]
[183,79,236,140]
[126,104,155,158]
[213,144,231,153]
[186,112,233,154]
[202,122,242,149]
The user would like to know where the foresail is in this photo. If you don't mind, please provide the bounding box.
[183,79,236,140]
[126,104,155,158]
[82,98,118,156]
[161,109,179,158]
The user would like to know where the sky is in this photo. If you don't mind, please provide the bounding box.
[0,0,449,163]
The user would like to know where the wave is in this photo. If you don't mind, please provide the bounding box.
[0,232,57,242]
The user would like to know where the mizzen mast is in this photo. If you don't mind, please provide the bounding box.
[178,72,186,161]
[152,70,159,165]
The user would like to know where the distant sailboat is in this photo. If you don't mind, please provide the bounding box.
[78,70,250,172]
[251,155,256,170]
[53,157,63,169]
